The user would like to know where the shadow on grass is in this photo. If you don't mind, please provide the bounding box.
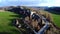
[0,29,21,34]
[8,19,14,26]
[8,19,34,34]
[10,15,22,18]
[8,16,35,34]
[0,32,11,34]
[8,14,22,26]
[6,15,28,34]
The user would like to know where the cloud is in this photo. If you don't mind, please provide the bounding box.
[0,0,60,7]
[37,0,60,7]
[0,0,41,6]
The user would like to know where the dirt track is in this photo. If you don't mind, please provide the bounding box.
[0,10,5,12]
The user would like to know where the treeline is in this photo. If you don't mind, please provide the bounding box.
[45,7,60,12]
[4,6,30,14]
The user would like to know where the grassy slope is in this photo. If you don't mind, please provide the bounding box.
[51,13,60,27]
[0,11,21,34]
[40,10,60,27]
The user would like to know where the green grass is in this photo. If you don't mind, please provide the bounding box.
[0,11,21,34]
[51,13,60,27]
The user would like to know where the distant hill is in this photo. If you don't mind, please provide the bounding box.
[45,7,60,12]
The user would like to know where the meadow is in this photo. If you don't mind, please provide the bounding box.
[51,13,60,27]
[0,11,21,34]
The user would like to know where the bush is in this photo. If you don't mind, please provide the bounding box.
[38,10,53,23]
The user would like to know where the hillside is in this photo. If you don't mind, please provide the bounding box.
[0,6,60,34]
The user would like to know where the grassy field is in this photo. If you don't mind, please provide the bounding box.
[0,11,21,34]
[51,13,60,27]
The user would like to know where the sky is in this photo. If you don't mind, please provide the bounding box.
[0,0,60,7]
